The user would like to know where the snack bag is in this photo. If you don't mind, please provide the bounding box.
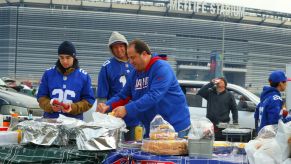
[149,115,177,140]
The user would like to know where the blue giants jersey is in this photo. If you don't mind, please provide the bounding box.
[97,57,134,100]
[97,57,139,127]
[37,67,95,120]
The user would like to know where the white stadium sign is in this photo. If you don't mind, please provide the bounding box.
[169,0,245,17]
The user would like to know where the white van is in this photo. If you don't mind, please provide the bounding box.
[179,80,259,130]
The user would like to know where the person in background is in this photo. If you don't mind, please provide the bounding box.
[96,31,139,141]
[37,41,95,120]
[197,77,238,126]
[255,70,287,132]
[96,39,191,138]
[237,96,248,111]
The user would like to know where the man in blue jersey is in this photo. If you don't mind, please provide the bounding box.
[96,31,139,141]
[255,70,287,132]
[37,41,95,120]
[97,39,191,138]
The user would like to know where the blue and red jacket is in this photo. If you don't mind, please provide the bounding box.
[106,56,191,136]
[255,86,283,132]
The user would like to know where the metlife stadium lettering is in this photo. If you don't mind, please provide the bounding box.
[169,0,245,17]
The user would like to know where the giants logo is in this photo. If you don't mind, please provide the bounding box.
[273,95,282,101]
[135,77,149,90]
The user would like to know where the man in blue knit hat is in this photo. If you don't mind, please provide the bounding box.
[37,41,95,120]
[255,70,287,132]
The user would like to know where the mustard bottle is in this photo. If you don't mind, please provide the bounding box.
[135,124,143,141]
[16,128,22,144]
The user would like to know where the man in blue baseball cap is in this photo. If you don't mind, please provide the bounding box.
[254,70,287,132]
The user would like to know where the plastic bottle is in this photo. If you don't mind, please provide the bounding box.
[28,110,33,120]
[9,109,19,131]
[135,124,143,141]
[16,128,22,144]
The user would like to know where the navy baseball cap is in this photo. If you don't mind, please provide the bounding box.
[268,70,287,83]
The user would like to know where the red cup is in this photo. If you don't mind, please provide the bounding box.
[3,122,10,127]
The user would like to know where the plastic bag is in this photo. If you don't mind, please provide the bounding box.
[257,124,278,139]
[245,138,272,164]
[149,115,177,140]
[188,117,214,140]
[282,158,291,164]
[245,121,291,164]
[253,140,281,164]
[91,112,127,131]
[245,124,278,163]
[275,120,291,162]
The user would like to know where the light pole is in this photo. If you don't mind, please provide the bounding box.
[220,16,225,77]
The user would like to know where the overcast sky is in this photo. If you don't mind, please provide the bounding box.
[203,0,291,14]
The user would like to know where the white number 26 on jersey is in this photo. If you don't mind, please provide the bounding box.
[52,89,76,103]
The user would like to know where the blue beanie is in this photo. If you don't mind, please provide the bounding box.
[268,70,287,83]
[58,41,76,57]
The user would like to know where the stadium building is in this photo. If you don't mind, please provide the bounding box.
[1,0,291,94]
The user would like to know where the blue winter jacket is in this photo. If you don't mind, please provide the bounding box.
[106,56,191,137]
[254,86,283,132]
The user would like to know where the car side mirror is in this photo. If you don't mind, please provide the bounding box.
[245,101,256,112]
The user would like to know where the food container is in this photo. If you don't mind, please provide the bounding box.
[142,138,188,155]
[119,141,142,149]
[0,131,18,145]
[188,138,213,158]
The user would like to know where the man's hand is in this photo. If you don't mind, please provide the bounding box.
[96,103,110,113]
[61,102,72,113]
[282,109,288,118]
[51,105,61,112]
[112,106,127,118]
[212,78,221,84]
[51,99,61,112]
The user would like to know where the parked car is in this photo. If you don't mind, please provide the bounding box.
[1,77,35,96]
[0,78,43,118]
[179,80,259,130]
